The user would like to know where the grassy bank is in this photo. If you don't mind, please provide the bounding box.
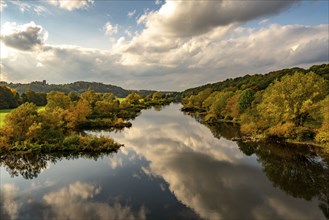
[0,109,11,126]
[0,106,45,127]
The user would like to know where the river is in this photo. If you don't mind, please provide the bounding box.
[1,104,328,219]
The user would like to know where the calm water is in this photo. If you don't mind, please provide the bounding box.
[1,104,329,220]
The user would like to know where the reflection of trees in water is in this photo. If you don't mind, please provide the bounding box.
[204,122,241,140]
[238,141,329,219]
[188,113,329,219]
[185,112,241,140]
[0,151,117,180]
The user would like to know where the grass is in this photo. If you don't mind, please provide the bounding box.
[0,106,45,127]
[116,97,126,102]
[0,109,12,126]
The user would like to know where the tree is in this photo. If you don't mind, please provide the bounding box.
[238,88,255,112]
[3,103,39,142]
[316,96,329,145]
[80,90,98,111]
[46,92,72,110]
[205,91,233,121]
[0,86,19,109]
[64,99,91,129]
[21,90,47,106]
[125,93,141,105]
[152,92,164,100]
[258,72,328,127]
[68,92,80,102]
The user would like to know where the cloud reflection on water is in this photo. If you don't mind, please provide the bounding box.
[96,104,325,220]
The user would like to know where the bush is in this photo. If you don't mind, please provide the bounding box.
[292,127,316,141]
[267,122,295,139]
[63,134,80,147]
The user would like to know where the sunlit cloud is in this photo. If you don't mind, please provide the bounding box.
[103,22,119,37]
[47,0,94,11]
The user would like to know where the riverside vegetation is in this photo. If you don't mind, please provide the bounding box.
[181,64,329,148]
[0,89,175,153]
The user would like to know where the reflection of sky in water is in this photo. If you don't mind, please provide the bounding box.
[1,104,327,219]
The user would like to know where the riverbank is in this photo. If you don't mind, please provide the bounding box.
[183,109,329,151]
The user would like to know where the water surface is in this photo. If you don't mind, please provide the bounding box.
[1,104,328,219]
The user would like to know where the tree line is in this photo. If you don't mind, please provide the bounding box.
[182,71,329,147]
[0,90,175,152]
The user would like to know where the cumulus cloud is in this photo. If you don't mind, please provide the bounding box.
[47,0,94,11]
[103,22,119,37]
[1,22,48,51]
[138,0,298,37]
[43,181,146,220]
[1,20,327,90]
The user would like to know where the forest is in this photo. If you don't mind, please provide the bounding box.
[181,64,329,148]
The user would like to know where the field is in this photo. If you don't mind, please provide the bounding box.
[0,106,45,127]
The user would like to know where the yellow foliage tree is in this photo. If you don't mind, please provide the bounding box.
[258,72,328,127]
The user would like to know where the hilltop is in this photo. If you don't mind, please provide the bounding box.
[0,81,157,98]
[182,64,329,97]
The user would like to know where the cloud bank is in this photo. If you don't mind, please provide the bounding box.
[0,0,327,90]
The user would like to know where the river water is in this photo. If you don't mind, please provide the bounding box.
[1,104,328,219]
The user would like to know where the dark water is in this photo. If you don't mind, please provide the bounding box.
[1,104,329,220]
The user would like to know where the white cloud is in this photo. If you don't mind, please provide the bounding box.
[103,22,119,37]
[8,1,48,15]
[43,182,146,220]
[155,0,162,5]
[88,104,323,220]
[47,0,94,11]
[0,184,20,220]
[127,10,136,18]
[1,20,327,91]
[137,0,298,38]
[0,0,7,12]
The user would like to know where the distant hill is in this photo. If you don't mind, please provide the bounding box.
[0,81,131,97]
[182,64,329,97]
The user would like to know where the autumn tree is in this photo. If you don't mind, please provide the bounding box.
[316,96,329,146]
[257,72,328,127]
[46,92,72,110]
[3,103,39,143]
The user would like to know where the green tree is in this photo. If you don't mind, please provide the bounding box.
[0,86,19,109]
[205,91,233,121]
[68,92,80,102]
[22,90,47,106]
[238,88,255,112]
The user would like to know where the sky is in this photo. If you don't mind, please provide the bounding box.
[0,0,328,91]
